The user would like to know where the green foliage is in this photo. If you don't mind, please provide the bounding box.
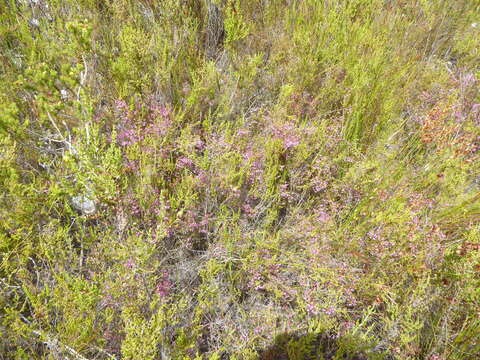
[112,25,153,96]
[1,0,479,359]
[224,0,250,47]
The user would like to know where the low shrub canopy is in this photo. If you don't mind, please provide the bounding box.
[1,0,479,359]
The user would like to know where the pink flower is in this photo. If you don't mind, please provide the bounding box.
[313,179,328,193]
[118,128,142,146]
[146,119,171,137]
[123,159,139,172]
[272,122,301,150]
[196,170,209,184]
[317,211,330,223]
[115,99,128,111]
[284,137,300,149]
[195,139,206,151]
[176,157,194,169]
[160,106,170,119]
[306,303,319,315]
[237,128,250,137]
[156,272,172,298]
[242,203,254,217]
[125,258,135,269]
[322,305,336,316]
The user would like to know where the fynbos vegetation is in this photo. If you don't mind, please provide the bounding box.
[1,0,479,359]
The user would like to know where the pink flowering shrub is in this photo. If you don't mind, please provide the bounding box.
[1,1,480,360]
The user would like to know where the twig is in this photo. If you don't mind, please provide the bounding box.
[47,111,77,154]
[30,328,90,360]
[93,346,118,360]
[79,55,91,144]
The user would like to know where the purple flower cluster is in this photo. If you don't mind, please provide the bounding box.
[182,210,210,236]
[242,147,264,185]
[317,210,330,223]
[156,271,172,298]
[115,99,172,147]
[118,128,142,147]
[176,156,195,170]
[249,271,265,291]
[272,122,301,150]
[124,258,135,269]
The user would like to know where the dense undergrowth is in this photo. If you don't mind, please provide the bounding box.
[1,0,479,359]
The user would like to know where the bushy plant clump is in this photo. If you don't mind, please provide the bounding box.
[1,0,479,359]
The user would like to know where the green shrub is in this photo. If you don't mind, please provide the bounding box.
[1,0,479,359]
